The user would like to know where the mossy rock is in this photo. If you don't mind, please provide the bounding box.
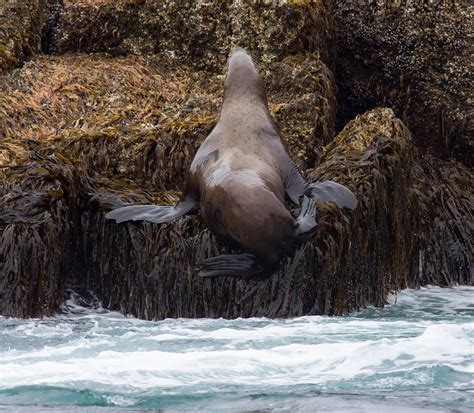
[0,152,91,317]
[0,0,41,73]
[3,108,470,318]
[49,0,334,70]
[334,0,473,165]
[265,54,336,169]
[0,47,337,318]
[74,109,471,319]
[0,52,335,189]
[0,0,60,74]
[409,156,473,286]
[0,1,471,319]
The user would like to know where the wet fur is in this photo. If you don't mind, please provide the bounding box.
[106,48,357,279]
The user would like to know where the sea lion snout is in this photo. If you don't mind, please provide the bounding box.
[226,48,257,76]
[228,46,250,60]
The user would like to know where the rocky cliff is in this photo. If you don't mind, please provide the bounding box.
[0,0,472,318]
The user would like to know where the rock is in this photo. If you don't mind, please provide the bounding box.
[0,0,41,73]
[0,44,337,318]
[265,54,336,169]
[334,0,473,165]
[2,109,471,318]
[48,0,333,70]
[0,152,92,317]
[0,0,60,74]
[0,1,471,319]
[0,50,335,182]
[311,109,472,300]
[410,156,473,286]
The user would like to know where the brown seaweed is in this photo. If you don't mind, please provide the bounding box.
[334,0,473,166]
[0,0,471,319]
[1,109,471,318]
[49,0,333,71]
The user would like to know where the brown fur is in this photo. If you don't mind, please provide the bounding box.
[187,48,299,270]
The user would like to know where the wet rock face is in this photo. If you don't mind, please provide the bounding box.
[312,109,472,294]
[1,108,471,318]
[0,152,92,317]
[0,52,337,317]
[334,0,473,166]
[48,0,333,71]
[0,0,43,74]
[0,1,472,318]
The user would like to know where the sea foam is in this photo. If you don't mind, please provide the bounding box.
[0,286,473,412]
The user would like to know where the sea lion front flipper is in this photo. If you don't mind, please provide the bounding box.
[197,253,263,279]
[105,196,198,224]
[306,181,357,210]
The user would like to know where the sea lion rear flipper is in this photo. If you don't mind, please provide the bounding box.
[282,159,306,204]
[306,181,357,209]
[197,253,263,279]
[295,195,318,237]
[105,196,198,224]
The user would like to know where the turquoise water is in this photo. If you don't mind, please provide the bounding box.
[0,286,473,412]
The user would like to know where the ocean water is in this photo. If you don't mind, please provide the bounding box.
[0,287,473,413]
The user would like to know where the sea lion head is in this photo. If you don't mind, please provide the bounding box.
[224,47,266,102]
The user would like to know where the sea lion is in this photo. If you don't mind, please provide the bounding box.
[106,48,357,279]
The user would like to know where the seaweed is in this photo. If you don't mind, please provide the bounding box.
[1,108,470,318]
[334,0,473,165]
[0,0,61,74]
[0,151,92,316]
[48,0,333,70]
[0,0,471,319]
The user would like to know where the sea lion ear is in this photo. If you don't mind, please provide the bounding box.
[306,181,358,210]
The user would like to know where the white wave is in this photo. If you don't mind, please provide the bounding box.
[6,322,74,338]
[386,285,474,315]
[1,322,472,390]
[0,286,473,408]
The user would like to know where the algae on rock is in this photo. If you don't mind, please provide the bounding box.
[0,0,472,319]
[58,109,474,319]
[49,0,334,71]
[0,152,92,317]
[0,0,42,74]
[334,0,473,165]
[1,107,471,318]
[0,50,336,185]
[0,0,339,317]
[266,54,336,169]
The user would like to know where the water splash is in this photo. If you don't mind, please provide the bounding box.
[0,286,473,412]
